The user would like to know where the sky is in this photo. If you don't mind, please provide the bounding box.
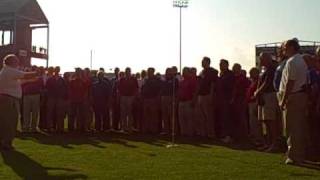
[32,0,320,73]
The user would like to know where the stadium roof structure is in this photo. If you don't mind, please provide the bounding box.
[256,40,320,48]
[0,0,48,29]
[255,40,320,67]
[0,0,49,68]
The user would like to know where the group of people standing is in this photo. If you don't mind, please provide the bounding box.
[16,58,222,138]
[250,39,320,165]
[0,39,319,165]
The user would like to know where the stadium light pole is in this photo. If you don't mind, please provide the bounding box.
[173,0,189,73]
[167,0,189,149]
[90,49,93,70]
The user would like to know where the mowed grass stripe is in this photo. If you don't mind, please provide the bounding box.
[0,133,319,179]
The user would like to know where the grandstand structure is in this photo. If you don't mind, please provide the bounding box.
[0,0,49,68]
[255,40,320,67]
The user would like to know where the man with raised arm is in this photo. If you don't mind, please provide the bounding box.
[0,54,37,150]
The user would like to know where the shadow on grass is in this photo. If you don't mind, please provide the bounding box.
[17,132,254,151]
[1,150,88,180]
[290,173,316,178]
[292,163,320,171]
[17,132,138,149]
[14,133,320,172]
[287,164,320,178]
[104,133,254,151]
[176,136,254,151]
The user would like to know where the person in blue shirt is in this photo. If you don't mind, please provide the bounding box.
[91,71,112,132]
[271,45,288,153]
[273,45,288,92]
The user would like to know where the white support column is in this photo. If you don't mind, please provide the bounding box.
[46,24,50,68]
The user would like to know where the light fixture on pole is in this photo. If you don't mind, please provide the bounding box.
[167,0,189,149]
[90,49,93,70]
[173,0,189,73]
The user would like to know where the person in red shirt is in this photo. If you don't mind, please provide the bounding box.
[118,67,138,133]
[21,67,44,133]
[178,67,197,136]
[68,68,88,132]
[231,63,250,142]
[246,67,265,148]
[241,70,252,88]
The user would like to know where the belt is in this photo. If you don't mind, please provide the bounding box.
[263,91,276,94]
[0,93,20,101]
[291,89,306,95]
[23,93,41,96]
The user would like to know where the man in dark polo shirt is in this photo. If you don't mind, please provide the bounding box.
[46,66,68,132]
[118,67,138,133]
[91,71,112,132]
[255,53,279,152]
[83,68,94,132]
[217,59,235,143]
[141,68,162,134]
[196,57,218,138]
[111,67,121,131]
[160,68,178,135]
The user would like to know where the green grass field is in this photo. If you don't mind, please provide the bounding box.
[0,133,319,180]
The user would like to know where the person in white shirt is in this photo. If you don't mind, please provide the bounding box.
[279,39,308,165]
[0,54,37,151]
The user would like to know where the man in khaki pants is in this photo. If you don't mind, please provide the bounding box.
[0,55,37,150]
[118,68,138,133]
[279,39,308,165]
[178,68,197,136]
[22,68,43,133]
[196,57,218,138]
